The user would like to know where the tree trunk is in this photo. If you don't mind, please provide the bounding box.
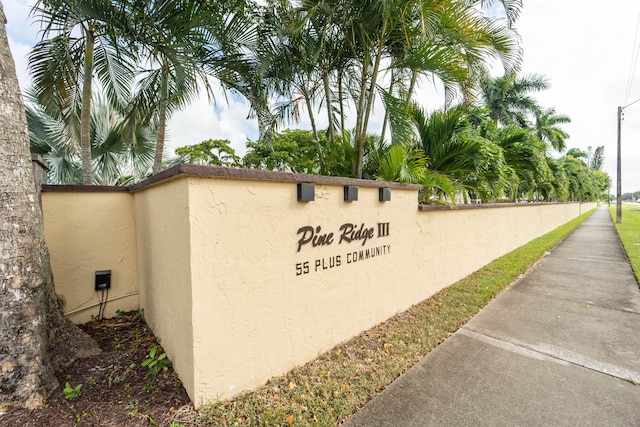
[338,72,345,137]
[304,92,325,172]
[0,4,99,409]
[407,70,418,103]
[356,19,387,179]
[380,74,395,146]
[80,24,95,185]
[153,61,169,175]
[321,64,335,145]
[354,60,369,178]
[256,106,274,148]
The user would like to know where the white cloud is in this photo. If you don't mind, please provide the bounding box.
[166,88,255,157]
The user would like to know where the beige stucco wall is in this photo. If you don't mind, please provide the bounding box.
[42,191,138,324]
[414,203,596,295]
[133,178,195,401]
[41,169,596,408]
[182,176,595,405]
[186,177,421,406]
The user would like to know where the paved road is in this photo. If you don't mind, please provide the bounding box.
[345,206,640,426]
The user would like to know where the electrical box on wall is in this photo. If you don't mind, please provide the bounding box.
[95,270,111,291]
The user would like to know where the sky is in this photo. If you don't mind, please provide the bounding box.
[4,0,640,193]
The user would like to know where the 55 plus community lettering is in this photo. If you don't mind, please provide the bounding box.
[295,222,391,276]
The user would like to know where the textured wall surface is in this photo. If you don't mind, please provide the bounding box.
[42,191,138,324]
[41,167,596,407]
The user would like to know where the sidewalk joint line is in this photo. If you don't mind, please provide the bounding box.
[566,257,628,265]
[460,328,640,385]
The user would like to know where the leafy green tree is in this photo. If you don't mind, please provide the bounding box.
[565,147,588,163]
[591,169,611,200]
[243,129,321,173]
[540,157,569,202]
[29,0,135,184]
[589,145,605,171]
[294,0,522,178]
[561,155,597,201]
[175,139,240,166]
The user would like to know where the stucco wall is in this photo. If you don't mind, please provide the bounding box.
[133,178,195,401]
[42,190,138,324]
[41,166,596,407]
[414,203,594,296]
[186,177,421,405]
[182,176,595,405]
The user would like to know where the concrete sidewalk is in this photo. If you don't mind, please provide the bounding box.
[345,206,640,426]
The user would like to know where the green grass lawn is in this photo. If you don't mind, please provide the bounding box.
[610,204,640,282]
[197,208,597,427]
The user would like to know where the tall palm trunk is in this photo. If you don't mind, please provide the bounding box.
[153,61,169,174]
[380,74,395,146]
[304,92,325,171]
[356,21,387,178]
[338,72,345,136]
[322,64,335,145]
[257,106,274,148]
[80,24,95,185]
[407,70,418,102]
[354,62,369,177]
[0,6,99,408]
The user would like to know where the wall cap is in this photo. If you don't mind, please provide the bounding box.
[42,164,424,193]
[418,201,586,211]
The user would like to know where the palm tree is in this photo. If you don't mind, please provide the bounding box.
[413,105,508,203]
[121,0,216,174]
[534,107,571,152]
[540,156,568,201]
[118,0,257,174]
[29,0,135,184]
[561,155,597,201]
[479,71,549,127]
[493,125,547,201]
[27,91,156,185]
[296,0,522,178]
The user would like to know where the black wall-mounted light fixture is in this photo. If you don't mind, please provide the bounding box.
[379,187,391,202]
[297,183,315,202]
[344,185,358,202]
[95,270,111,291]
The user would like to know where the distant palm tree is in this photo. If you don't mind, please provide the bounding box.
[534,108,571,152]
[494,125,547,201]
[589,146,605,170]
[479,71,549,127]
[413,105,508,202]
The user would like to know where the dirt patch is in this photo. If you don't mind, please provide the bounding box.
[1,311,196,426]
